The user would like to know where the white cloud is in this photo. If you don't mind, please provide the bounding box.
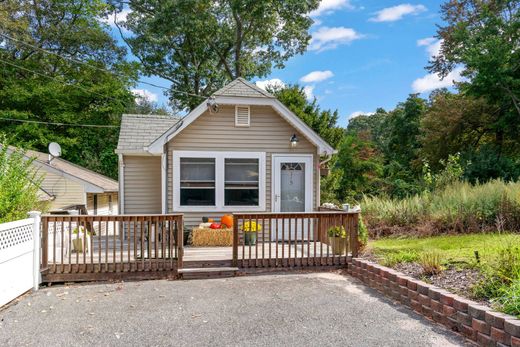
[310,0,354,17]
[309,26,363,52]
[132,89,158,104]
[101,8,132,27]
[300,70,334,83]
[303,85,315,100]
[370,4,427,22]
[255,78,286,91]
[417,37,442,58]
[349,111,375,119]
[411,67,464,93]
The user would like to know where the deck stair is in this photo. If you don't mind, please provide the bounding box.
[179,260,238,280]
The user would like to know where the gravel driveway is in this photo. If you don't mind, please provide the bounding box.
[0,272,469,347]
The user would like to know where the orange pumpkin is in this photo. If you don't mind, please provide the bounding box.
[221,214,233,228]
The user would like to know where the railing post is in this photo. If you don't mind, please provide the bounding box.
[350,213,359,258]
[28,211,41,291]
[177,215,184,270]
[232,215,238,267]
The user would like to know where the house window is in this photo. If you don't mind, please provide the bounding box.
[224,158,259,206]
[173,151,265,211]
[93,194,98,215]
[180,158,216,206]
[108,195,113,213]
[235,106,250,127]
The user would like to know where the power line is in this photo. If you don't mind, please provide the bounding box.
[0,31,208,99]
[0,59,127,103]
[0,117,120,128]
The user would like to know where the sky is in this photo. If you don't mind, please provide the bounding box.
[108,1,462,126]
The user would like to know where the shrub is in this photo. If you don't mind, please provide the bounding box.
[0,141,46,223]
[495,279,520,318]
[419,250,442,275]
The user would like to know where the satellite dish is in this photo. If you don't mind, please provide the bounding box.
[48,142,62,158]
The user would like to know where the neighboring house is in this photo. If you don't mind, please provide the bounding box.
[116,78,335,226]
[25,149,118,215]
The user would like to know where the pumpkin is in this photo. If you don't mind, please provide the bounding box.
[221,215,233,228]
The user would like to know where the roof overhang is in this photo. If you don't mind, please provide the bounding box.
[147,96,336,156]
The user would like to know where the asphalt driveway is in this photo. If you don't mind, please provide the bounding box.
[0,272,469,347]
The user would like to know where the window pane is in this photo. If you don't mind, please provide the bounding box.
[225,158,259,183]
[225,189,258,206]
[181,189,215,206]
[225,158,259,206]
[180,158,215,206]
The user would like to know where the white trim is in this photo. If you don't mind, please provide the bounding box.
[234,105,250,127]
[161,152,167,214]
[147,96,336,156]
[172,151,266,212]
[271,154,314,213]
[118,154,125,214]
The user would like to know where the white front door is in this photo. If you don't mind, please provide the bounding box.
[272,155,313,240]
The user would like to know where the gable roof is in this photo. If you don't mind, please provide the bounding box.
[213,77,275,98]
[116,114,181,154]
[147,78,336,156]
[25,149,118,193]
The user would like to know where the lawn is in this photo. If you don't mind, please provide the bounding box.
[368,233,520,267]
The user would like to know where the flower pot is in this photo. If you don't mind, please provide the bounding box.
[330,237,347,255]
[244,232,257,246]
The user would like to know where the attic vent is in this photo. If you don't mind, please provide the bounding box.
[235,106,250,127]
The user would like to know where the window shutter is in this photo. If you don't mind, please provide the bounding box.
[235,106,250,127]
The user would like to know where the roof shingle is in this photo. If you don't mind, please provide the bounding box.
[116,114,181,152]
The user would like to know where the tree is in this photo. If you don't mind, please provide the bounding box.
[269,85,345,148]
[0,140,45,223]
[0,0,138,178]
[116,0,319,110]
[430,0,520,154]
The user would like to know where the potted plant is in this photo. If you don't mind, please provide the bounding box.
[242,221,261,246]
[327,225,347,255]
[72,226,92,253]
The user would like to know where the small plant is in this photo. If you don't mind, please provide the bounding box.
[494,279,520,318]
[381,250,419,267]
[242,221,261,233]
[72,226,92,236]
[419,250,442,275]
[327,225,346,238]
[358,216,368,248]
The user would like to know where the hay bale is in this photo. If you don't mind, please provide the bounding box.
[191,227,233,247]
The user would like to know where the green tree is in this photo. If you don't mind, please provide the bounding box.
[117,0,319,110]
[430,0,520,155]
[0,0,138,178]
[0,140,45,223]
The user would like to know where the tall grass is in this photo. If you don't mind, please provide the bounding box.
[362,180,520,237]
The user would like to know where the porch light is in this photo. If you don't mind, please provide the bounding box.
[290,134,299,147]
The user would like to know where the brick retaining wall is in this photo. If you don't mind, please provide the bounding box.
[348,258,520,347]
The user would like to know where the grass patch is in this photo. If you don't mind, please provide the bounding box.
[369,233,520,317]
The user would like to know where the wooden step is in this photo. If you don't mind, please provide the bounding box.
[182,260,233,269]
[178,267,239,280]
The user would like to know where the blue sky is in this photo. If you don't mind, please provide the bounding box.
[111,1,463,126]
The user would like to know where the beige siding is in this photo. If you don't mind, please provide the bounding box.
[167,105,319,226]
[123,156,161,214]
[38,170,86,210]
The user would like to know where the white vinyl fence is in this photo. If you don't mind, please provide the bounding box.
[0,212,41,307]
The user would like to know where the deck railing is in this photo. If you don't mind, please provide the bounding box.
[41,214,183,282]
[232,212,359,268]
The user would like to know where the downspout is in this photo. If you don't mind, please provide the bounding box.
[118,154,125,214]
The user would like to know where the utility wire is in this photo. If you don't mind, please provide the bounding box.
[0,32,208,99]
[0,59,128,103]
[0,117,120,128]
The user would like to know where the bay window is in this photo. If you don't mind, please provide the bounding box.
[173,151,265,211]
